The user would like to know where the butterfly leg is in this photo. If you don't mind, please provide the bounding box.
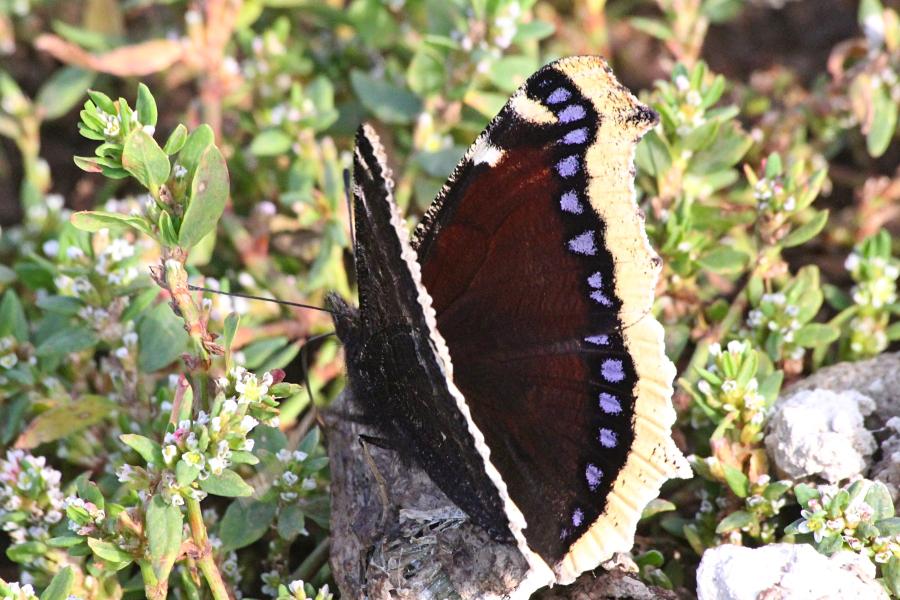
[358,435,394,533]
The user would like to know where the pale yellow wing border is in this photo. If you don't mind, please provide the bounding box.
[549,56,692,584]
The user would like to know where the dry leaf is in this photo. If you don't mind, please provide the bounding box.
[35,34,185,77]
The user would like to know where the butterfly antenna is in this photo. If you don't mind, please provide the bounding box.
[188,285,348,317]
[343,167,356,251]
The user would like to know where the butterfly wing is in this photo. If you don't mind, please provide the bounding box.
[412,56,690,582]
[331,125,554,590]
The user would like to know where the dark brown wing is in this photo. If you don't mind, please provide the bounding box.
[412,56,689,581]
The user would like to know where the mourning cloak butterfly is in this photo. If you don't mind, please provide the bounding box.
[328,56,690,595]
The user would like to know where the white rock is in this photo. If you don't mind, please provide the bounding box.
[696,544,888,600]
[765,389,876,482]
[871,416,900,501]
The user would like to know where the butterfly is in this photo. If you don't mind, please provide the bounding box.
[328,56,690,595]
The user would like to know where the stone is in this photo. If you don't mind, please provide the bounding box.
[870,416,900,501]
[765,388,877,482]
[696,543,889,600]
[785,352,900,426]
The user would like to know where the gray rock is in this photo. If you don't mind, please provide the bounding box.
[785,352,900,426]
[696,543,889,600]
[765,388,877,482]
[870,416,900,501]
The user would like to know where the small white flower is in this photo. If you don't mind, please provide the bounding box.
[162,445,178,465]
[239,415,259,433]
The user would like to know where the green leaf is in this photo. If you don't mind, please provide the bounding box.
[199,469,253,498]
[219,498,277,551]
[71,210,149,234]
[876,517,900,536]
[178,145,229,248]
[87,537,134,563]
[865,481,895,520]
[793,323,840,347]
[407,48,445,96]
[36,68,96,120]
[350,70,421,124]
[16,395,114,448]
[0,290,28,342]
[641,498,677,520]
[887,321,900,341]
[163,124,188,155]
[722,464,750,498]
[175,459,202,486]
[35,325,98,357]
[157,210,178,247]
[697,247,749,274]
[794,483,818,507]
[277,504,307,541]
[782,210,829,248]
[223,313,240,357]
[634,549,665,568]
[636,130,671,178]
[120,433,163,466]
[146,494,183,583]
[135,83,158,127]
[512,20,555,43]
[715,510,753,533]
[122,130,170,191]
[36,295,84,315]
[177,124,214,180]
[86,89,116,114]
[816,532,844,556]
[884,556,900,597]
[39,567,74,600]
[867,83,898,158]
[138,302,189,372]
[76,477,104,510]
[249,129,293,157]
[487,55,539,93]
[628,16,673,40]
[47,536,85,548]
[7,541,48,563]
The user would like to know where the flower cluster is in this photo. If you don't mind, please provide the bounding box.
[0,450,64,546]
[261,576,332,600]
[788,480,900,567]
[744,266,837,369]
[0,580,39,600]
[839,230,900,359]
[743,152,827,246]
[118,368,288,506]
[691,340,774,444]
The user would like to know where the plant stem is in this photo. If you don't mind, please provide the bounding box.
[290,536,330,583]
[186,497,232,600]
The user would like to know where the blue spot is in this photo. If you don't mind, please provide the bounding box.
[585,334,609,345]
[560,190,583,214]
[588,272,603,288]
[556,155,580,178]
[547,87,571,104]
[568,231,597,256]
[591,290,613,306]
[586,464,603,491]
[599,392,622,414]
[558,104,586,123]
[601,359,624,382]
[572,508,585,527]
[598,428,618,448]
[562,128,589,145]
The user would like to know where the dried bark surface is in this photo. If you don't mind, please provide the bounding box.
[327,390,676,600]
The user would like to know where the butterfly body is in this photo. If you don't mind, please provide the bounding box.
[329,56,689,596]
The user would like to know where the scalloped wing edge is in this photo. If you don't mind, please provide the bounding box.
[550,56,691,584]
